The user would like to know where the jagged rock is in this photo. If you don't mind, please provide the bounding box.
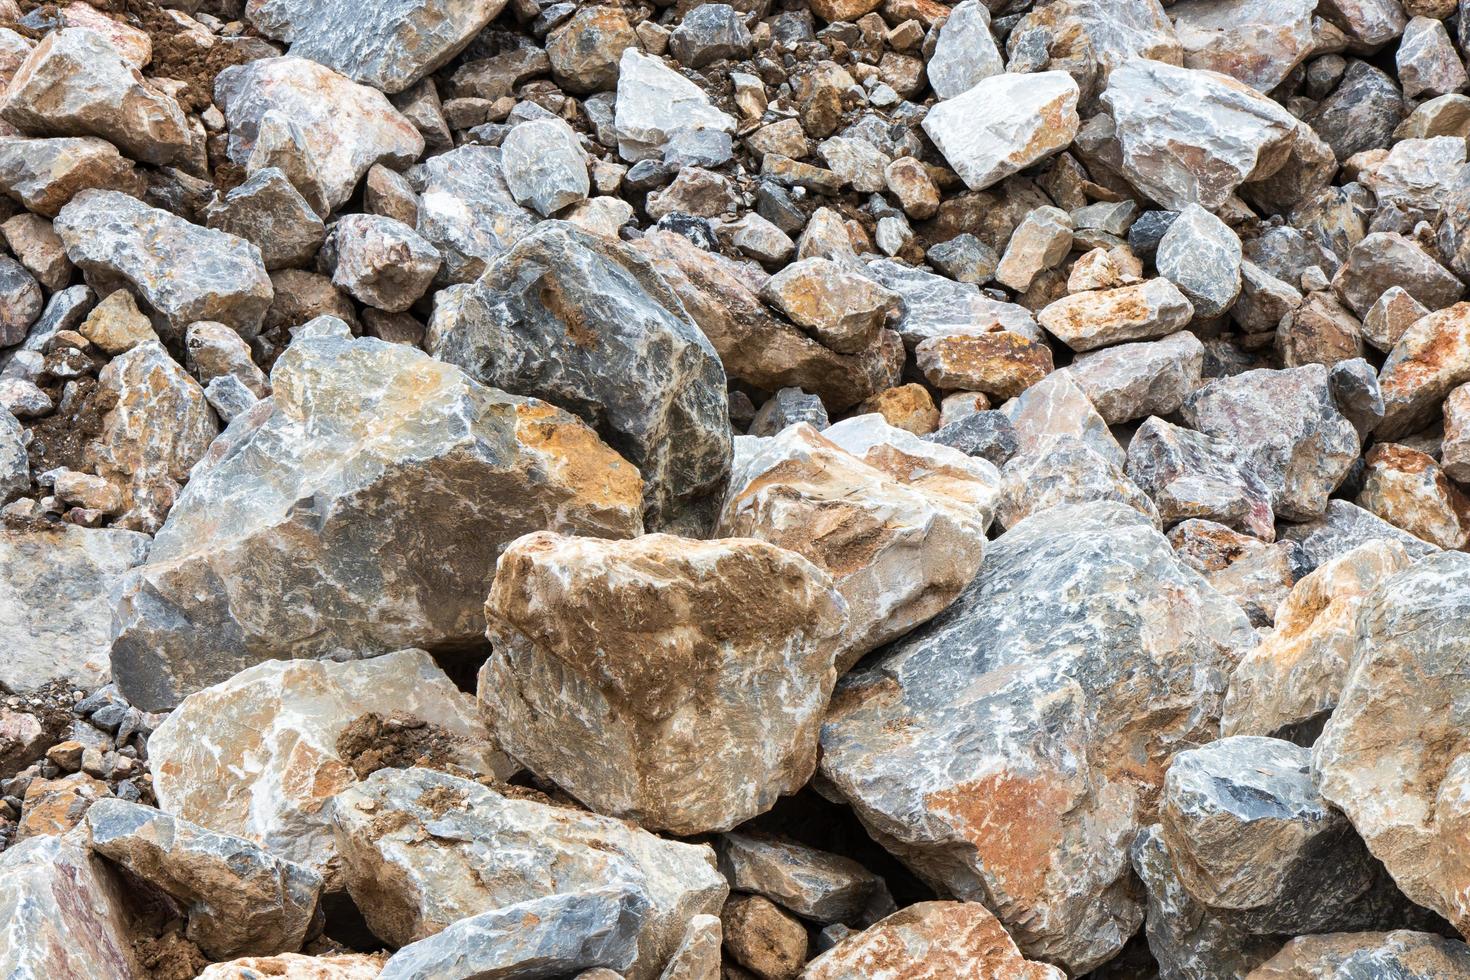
[921,71,1080,191]
[78,290,157,357]
[802,902,1064,980]
[1278,290,1366,370]
[1000,369,1123,468]
[1398,15,1468,99]
[479,531,846,834]
[861,258,1041,347]
[147,649,512,888]
[0,256,40,346]
[1223,539,1413,738]
[1307,61,1407,162]
[997,433,1160,531]
[721,894,807,980]
[55,190,273,341]
[927,0,1004,100]
[669,4,752,69]
[1315,550,1470,935]
[329,766,727,979]
[1442,382,1470,481]
[18,771,111,840]
[428,221,730,534]
[1332,232,1463,321]
[548,6,637,95]
[0,409,25,502]
[747,388,827,436]
[1066,331,1204,425]
[0,136,145,219]
[1168,519,1302,627]
[1004,0,1182,104]
[819,501,1255,973]
[1182,365,1359,521]
[759,257,899,355]
[615,49,736,162]
[412,144,536,284]
[1235,260,1304,334]
[1103,57,1304,210]
[203,167,326,271]
[2,28,192,166]
[915,331,1053,400]
[246,0,507,94]
[216,56,425,212]
[378,888,644,980]
[3,212,73,293]
[1038,278,1194,352]
[718,422,992,672]
[111,321,643,711]
[185,320,269,398]
[1356,442,1470,548]
[199,954,386,980]
[246,109,332,218]
[657,915,721,980]
[1157,204,1243,319]
[1126,416,1275,539]
[1280,499,1439,573]
[1172,0,1316,93]
[1248,931,1470,979]
[1364,286,1431,353]
[501,117,589,218]
[856,383,939,435]
[324,214,440,312]
[85,798,322,959]
[0,524,150,693]
[0,835,140,979]
[1377,301,1470,439]
[995,206,1073,292]
[714,832,891,925]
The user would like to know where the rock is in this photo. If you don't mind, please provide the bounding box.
[718,422,990,673]
[501,117,590,217]
[715,832,890,925]
[883,157,939,221]
[1223,539,1413,738]
[54,190,274,341]
[760,257,898,355]
[2,212,72,292]
[1004,0,1181,104]
[747,388,827,436]
[1169,519,1301,628]
[1397,15,1468,100]
[1000,368,1123,468]
[548,6,637,95]
[721,894,806,980]
[1156,204,1243,319]
[246,109,331,218]
[997,433,1159,531]
[0,136,144,220]
[203,167,326,271]
[722,213,795,265]
[480,531,845,835]
[819,501,1254,973]
[670,4,751,69]
[1103,57,1304,211]
[216,56,425,213]
[657,915,721,980]
[430,221,730,534]
[1171,0,1316,93]
[2,29,191,166]
[1306,61,1407,163]
[111,323,642,711]
[1363,286,1431,353]
[199,953,386,980]
[856,383,939,435]
[1357,442,1469,548]
[1377,302,1470,439]
[185,320,269,398]
[377,888,644,980]
[1278,290,1366,370]
[1280,499,1440,573]
[615,49,736,162]
[324,213,440,312]
[1248,931,1470,979]
[1314,550,1470,935]
[801,902,1064,980]
[920,71,1079,191]
[1182,365,1359,521]
[1066,331,1203,425]
[995,206,1073,293]
[927,0,1004,100]
[412,144,536,284]
[0,835,139,979]
[915,331,1053,400]
[0,255,40,346]
[329,767,727,979]
[246,0,506,94]
[860,258,1043,348]
[1038,278,1194,352]
[1332,232,1463,321]
[0,409,24,503]
[85,798,322,959]
[925,232,997,285]
[1126,416,1275,539]
[1235,260,1305,334]
[1441,382,1470,481]
[0,525,150,693]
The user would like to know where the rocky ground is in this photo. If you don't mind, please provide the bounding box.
[4,0,1470,978]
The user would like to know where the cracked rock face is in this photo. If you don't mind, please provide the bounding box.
[479,530,846,835]
[110,320,643,711]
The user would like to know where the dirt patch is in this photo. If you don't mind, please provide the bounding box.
[335,712,464,781]
[133,931,209,980]
[24,376,116,478]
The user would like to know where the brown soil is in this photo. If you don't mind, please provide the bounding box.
[24,376,116,478]
[133,931,209,980]
[335,712,464,781]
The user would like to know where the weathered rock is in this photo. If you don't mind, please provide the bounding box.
[1223,539,1413,738]
[718,422,991,672]
[615,49,736,162]
[147,649,511,888]
[246,0,507,94]
[2,213,70,292]
[203,167,326,271]
[412,144,536,284]
[1278,290,1366,370]
[55,190,273,341]
[920,71,1079,191]
[1332,232,1463,321]
[185,320,269,398]
[1377,302,1470,439]
[1000,368,1124,468]
[2,29,191,166]
[501,117,590,217]
[246,109,332,218]
[1038,278,1194,352]
[819,501,1255,972]
[1442,382,1470,481]
[377,888,644,980]
[801,902,1064,980]
[1235,260,1305,334]
[1356,442,1470,548]
[0,524,150,693]
[658,914,721,980]
[1066,331,1203,424]
[927,0,1004,100]
[1157,204,1243,319]
[715,832,890,926]
[856,383,938,436]
[0,136,144,220]
[721,894,807,980]
[198,953,386,980]
[1171,0,1315,92]
[759,257,898,355]
[548,6,637,95]
[1306,61,1407,163]
[324,213,440,312]
[1397,15,1468,100]
[998,433,1160,531]
[747,388,827,436]
[1280,498,1440,573]
[0,408,25,503]
[995,206,1074,293]
[1364,286,1431,354]
[1126,416,1275,539]
[216,56,425,212]
[429,221,730,534]
[18,771,111,840]
[861,257,1042,347]
[480,531,846,835]
[1248,931,1470,979]
[85,798,322,959]
[1169,519,1301,627]
[111,322,643,710]
[915,331,1053,399]
[0,255,40,346]
[669,4,751,69]
[329,766,727,979]
[1004,0,1182,104]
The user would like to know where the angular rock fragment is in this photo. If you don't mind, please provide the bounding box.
[1171,0,1316,92]
[1278,291,1365,370]
[862,258,1041,347]
[199,954,386,980]
[1377,302,1470,439]
[1168,519,1302,628]
[1005,0,1182,104]
[203,167,326,271]
[1156,204,1242,319]
[246,109,331,218]
[997,434,1159,531]
[615,49,735,162]
[927,0,1004,100]
[747,387,827,436]
[1066,331,1203,424]
[721,893,807,979]
[715,833,890,925]
[1442,383,1470,481]
[1356,442,1470,548]
[0,256,40,346]
[1332,232,1462,321]
[112,322,643,710]
[669,4,751,69]
[1038,278,1194,352]
[1280,499,1439,573]
[1397,15,1468,99]
[1126,416,1275,539]
[915,331,1053,400]
[1249,931,1470,979]
[412,144,536,284]
[501,117,589,218]
[1306,61,1407,163]
[324,213,440,312]
[658,914,721,980]
[0,136,144,219]
[759,257,898,355]
[1364,286,1430,354]
[921,71,1079,191]
[1000,369,1124,468]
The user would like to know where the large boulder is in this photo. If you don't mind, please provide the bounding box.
[427,221,730,534]
[818,501,1255,973]
[479,531,846,835]
[110,319,643,711]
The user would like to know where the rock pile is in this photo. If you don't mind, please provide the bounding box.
[5,0,1470,977]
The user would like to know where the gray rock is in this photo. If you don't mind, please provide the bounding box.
[927,0,1004,100]
[1397,15,1467,100]
[924,409,1019,466]
[1127,416,1276,540]
[412,144,536,284]
[1333,232,1463,326]
[994,206,1073,293]
[85,798,322,960]
[748,387,827,436]
[1234,260,1305,334]
[760,257,899,354]
[203,167,326,271]
[378,888,645,980]
[1156,204,1243,319]
[1363,285,1430,353]
[54,190,274,341]
[1279,498,1440,573]
[0,255,41,346]
[715,833,891,925]
[1171,0,1315,93]
[996,433,1159,531]
[501,117,590,217]
[1001,369,1123,468]
[921,70,1079,191]
[203,374,260,424]
[324,213,441,312]
[862,258,1041,347]
[185,320,269,398]
[427,221,731,534]
[1066,331,1204,425]
[246,0,507,95]
[669,4,751,69]
[0,409,25,502]
[818,501,1255,973]
[1305,61,1406,162]
[1251,931,1470,978]
[0,135,145,219]
[1329,357,1385,438]
[614,49,736,162]
[245,110,331,218]
[110,320,643,711]
[925,233,998,285]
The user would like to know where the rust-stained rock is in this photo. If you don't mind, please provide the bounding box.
[722,894,807,980]
[1356,442,1470,548]
[0,136,145,219]
[1038,278,1194,352]
[1377,301,1470,439]
[479,531,846,835]
[1247,931,1470,979]
[1168,519,1302,628]
[759,257,899,355]
[915,331,1053,399]
[198,953,387,980]
[856,383,939,435]
[18,772,111,840]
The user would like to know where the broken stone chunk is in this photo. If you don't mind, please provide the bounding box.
[1356,441,1470,548]
[614,49,736,162]
[759,257,899,355]
[1156,204,1243,319]
[1066,331,1203,425]
[1126,416,1275,540]
[501,116,590,217]
[1038,278,1194,352]
[324,213,440,313]
[921,71,1080,192]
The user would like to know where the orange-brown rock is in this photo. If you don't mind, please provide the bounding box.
[915,331,1054,399]
[856,383,940,435]
[1356,442,1470,548]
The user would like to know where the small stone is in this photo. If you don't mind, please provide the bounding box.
[1038,278,1194,352]
[1277,290,1365,369]
[0,410,25,504]
[501,117,590,217]
[883,157,939,220]
[1001,368,1123,467]
[547,5,637,95]
[1330,357,1386,438]
[925,233,997,285]
[364,163,419,226]
[921,71,1080,191]
[925,410,1019,467]
[916,331,1053,399]
[721,895,807,980]
[723,213,795,265]
[203,167,325,271]
[927,0,1004,100]
[816,136,890,194]
[1331,232,1462,320]
[1066,331,1204,425]
[657,915,721,980]
[412,144,535,284]
[715,832,891,926]
[670,4,751,69]
[856,384,939,435]
[760,257,898,354]
[747,388,827,436]
[198,954,386,980]
[1,213,71,291]
[1305,61,1407,162]
[244,110,331,218]
[202,375,259,424]
[647,168,738,222]
[1156,204,1243,319]
[0,255,40,346]
[1441,383,1470,481]
[184,320,268,398]
[1397,15,1468,99]
[18,772,109,840]
[995,206,1074,293]
[615,49,736,162]
[324,214,440,313]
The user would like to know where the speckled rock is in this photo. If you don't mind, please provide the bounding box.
[1000,368,1124,468]
[862,257,1041,347]
[722,893,806,979]
[0,255,40,346]
[1356,442,1470,548]
[0,409,25,502]
[819,501,1255,973]
[329,766,727,980]
[324,213,440,312]
[1377,301,1470,439]
[198,953,386,980]
[54,190,274,340]
[657,914,721,980]
[915,331,1053,400]
[147,649,512,888]
[501,118,589,218]
[245,0,507,94]
[714,832,891,925]
[1004,0,1182,104]
[1331,232,1463,321]
[759,257,899,355]
[1280,498,1440,574]
[1038,278,1194,352]
[412,144,536,284]
[921,71,1079,191]
[203,167,326,271]
[1172,0,1316,92]
[997,433,1160,531]
[111,321,643,711]
[1128,415,1275,538]
[0,136,145,219]
[747,387,827,436]
[85,798,322,960]
[1441,382,1470,481]
[429,221,730,534]
[1066,331,1203,424]
[479,531,846,835]
[927,0,1004,100]
[1248,931,1470,979]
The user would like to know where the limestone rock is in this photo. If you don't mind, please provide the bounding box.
[615,49,736,162]
[480,531,846,835]
[1156,204,1243,319]
[915,331,1053,400]
[747,388,827,436]
[0,408,25,502]
[1248,931,1470,979]
[1126,416,1275,539]
[501,117,590,217]
[1000,369,1123,468]
[203,167,326,271]
[819,501,1255,972]
[998,433,1160,531]
[921,71,1080,192]
[0,136,144,219]
[199,954,386,980]
[1038,278,1194,352]
[927,0,1004,100]
[1332,232,1463,321]
[759,257,899,355]
[548,6,637,95]
[1172,0,1316,93]
[715,832,890,926]
[324,213,440,313]
[1442,382,1470,481]
[147,649,513,887]
[78,290,156,357]
[111,322,643,711]
[0,255,40,346]
[428,221,730,534]
[1356,442,1470,548]
[861,258,1042,347]
[1066,331,1203,425]
[1004,0,1182,104]
[329,766,728,980]
[721,894,807,980]
[1280,499,1439,574]
[412,144,536,284]
[1169,519,1302,628]
[55,190,274,341]
[1377,302,1470,439]
[657,915,721,980]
